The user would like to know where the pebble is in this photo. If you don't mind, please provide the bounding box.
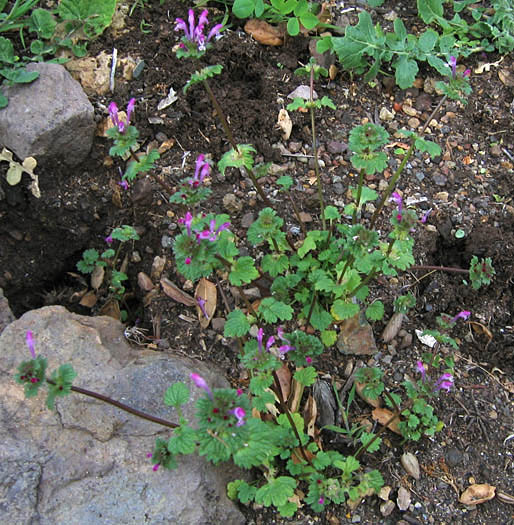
[131,251,142,263]
[288,141,302,153]
[446,447,463,467]
[211,317,226,332]
[241,212,255,228]
[415,92,432,111]
[160,235,173,248]
[351,515,361,523]
[379,107,395,121]
[223,193,243,213]
[379,179,388,191]
[432,173,448,186]
[308,158,325,169]
[327,140,348,154]
[435,191,449,202]
[402,105,417,117]
[380,501,395,517]
[490,144,502,157]
[415,171,425,182]
[408,117,421,128]
[333,182,344,195]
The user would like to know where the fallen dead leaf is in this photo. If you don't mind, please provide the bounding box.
[459,483,496,505]
[158,138,175,154]
[372,407,402,435]
[382,312,404,342]
[397,486,411,511]
[496,490,514,504]
[100,298,121,320]
[195,278,217,328]
[137,271,155,292]
[275,362,292,401]
[470,321,493,341]
[79,290,97,308]
[244,19,284,46]
[160,277,195,306]
[276,108,292,140]
[499,68,514,87]
[143,288,160,307]
[91,265,105,290]
[303,393,317,438]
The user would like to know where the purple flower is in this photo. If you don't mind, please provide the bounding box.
[197,219,230,242]
[185,257,192,265]
[153,463,160,472]
[391,191,403,221]
[190,373,213,399]
[447,56,457,78]
[108,98,136,133]
[230,406,246,427]
[26,330,36,359]
[318,496,325,505]
[420,208,432,224]
[463,69,471,78]
[434,373,454,392]
[179,211,194,236]
[416,361,427,382]
[189,154,210,187]
[105,235,113,244]
[236,388,243,396]
[197,297,209,319]
[451,310,471,323]
[256,328,275,353]
[306,356,313,364]
[175,9,223,52]
[276,327,295,355]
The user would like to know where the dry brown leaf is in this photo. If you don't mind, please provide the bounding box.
[496,490,514,504]
[79,290,97,308]
[303,394,317,438]
[195,278,217,329]
[401,451,421,480]
[143,288,160,307]
[160,277,195,306]
[499,68,514,87]
[459,483,496,505]
[138,272,155,292]
[244,19,284,46]
[277,108,292,140]
[90,265,105,290]
[100,298,121,320]
[275,362,292,401]
[158,138,175,154]
[372,407,402,435]
[288,376,304,413]
[382,313,404,342]
[355,381,382,408]
[470,321,493,341]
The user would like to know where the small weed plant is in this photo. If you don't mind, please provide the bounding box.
[15,8,497,519]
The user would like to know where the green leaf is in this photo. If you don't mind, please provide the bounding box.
[232,0,255,18]
[418,29,439,52]
[0,92,7,108]
[351,151,388,174]
[277,501,297,517]
[307,302,333,331]
[365,301,384,321]
[261,254,289,277]
[417,0,444,24]
[394,55,419,89]
[237,481,257,503]
[0,36,14,64]
[164,382,190,407]
[331,300,359,321]
[218,144,256,175]
[276,175,293,190]
[321,330,337,347]
[258,297,293,323]
[29,8,57,39]
[255,476,297,507]
[167,425,197,455]
[324,205,340,220]
[287,17,300,36]
[229,256,259,286]
[298,235,317,258]
[224,309,251,337]
[294,366,317,387]
[184,65,223,93]
[414,137,441,157]
[360,432,381,453]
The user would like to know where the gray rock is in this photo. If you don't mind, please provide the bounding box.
[0,306,246,525]
[0,63,95,167]
[0,288,15,334]
[223,193,243,214]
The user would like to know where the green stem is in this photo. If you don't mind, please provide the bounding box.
[271,370,313,467]
[46,378,178,429]
[369,94,448,229]
[310,110,326,230]
[287,192,307,237]
[128,150,175,195]
[352,168,365,225]
[305,291,318,328]
[409,264,469,274]
[202,79,271,206]
[337,256,354,286]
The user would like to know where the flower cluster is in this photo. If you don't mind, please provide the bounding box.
[189,154,210,187]
[175,9,223,57]
[108,98,135,134]
[447,56,471,79]
[391,191,431,227]
[416,361,454,392]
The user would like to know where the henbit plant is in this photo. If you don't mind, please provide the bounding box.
[317,0,513,89]
[77,224,140,301]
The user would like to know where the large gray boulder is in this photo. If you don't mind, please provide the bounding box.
[0,63,95,166]
[0,306,246,524]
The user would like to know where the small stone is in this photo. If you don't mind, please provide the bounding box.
[415,171,425,182]
[402,105,417,117]
[397,487,411,511]
[308,158,325,169]
[378,486,392,501]
[244,287,261,299]
[490,144,502,157]
[137,272,154,292]
[211,318,226,332]
[432,173,447,186]
[351,515,361,523]
[241,212,254,228]
[299,212,312,222]
[379,107,395,121]
[435,191,449,202]
[401,452,420,480]
[380,500,395,517]
[333,182,344,195]
[415,93,432,112]
[160,235,173,248]
[183,280,194,291]
[446,447,463,467]
[8,229,23,241]
[327,140,348,154]
[379,179,388,191]
[223,193,243,213]
[131,251,142,263]
[400,332,413,349]
[132,177,153,205]
[408,117,420,128]
[289,141,302,153]
[151,255,166,280]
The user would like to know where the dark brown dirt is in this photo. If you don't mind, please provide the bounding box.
[0,1,513,524]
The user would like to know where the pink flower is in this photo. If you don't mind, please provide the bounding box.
[230,406,246,427]
[236,388,243,396]
[306,356,313,364]
[391,191,403,221]
[105,235,113,244]
[175,9,223,52]
[197,297,209,319]
[256,328,275,353]
[108,98,136,133]
[179,211,194,236]
[318,496,325,505]
[190,372,213,399]
[434,373,454,392]
[26,331,36,359]
[416,361,427,382]
[463,69,471,78]
[451,310,471,323]
[447,55,457,78]
[197,219,230,242]
[189,154,210,187]
[185,257,192,265]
